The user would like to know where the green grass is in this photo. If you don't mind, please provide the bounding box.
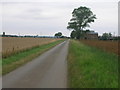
[2,40,65,75]
[68,40,118,88]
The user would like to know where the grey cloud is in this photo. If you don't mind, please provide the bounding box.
[2,1,118,36]
[27,9,42,13]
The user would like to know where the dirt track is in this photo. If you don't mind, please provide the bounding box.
[2,40,69,88]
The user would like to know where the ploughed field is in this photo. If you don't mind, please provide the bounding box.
[2,37,61,58]
[80,40,119,55]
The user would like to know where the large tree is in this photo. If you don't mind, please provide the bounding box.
[67,6,96,39]
[70,30,76,39]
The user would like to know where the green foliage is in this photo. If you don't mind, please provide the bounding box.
[70,30,76,39]
[102,32,112,40]
[68,40,118,88]
[70,30,81,39]
[67,6,96,39]
[54,32,62,37]
[70,29,91,39]
[84,29,90,33]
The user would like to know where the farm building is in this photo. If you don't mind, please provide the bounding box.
[84,31,98,40]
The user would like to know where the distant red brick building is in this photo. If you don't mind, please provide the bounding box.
[84,31,98,40]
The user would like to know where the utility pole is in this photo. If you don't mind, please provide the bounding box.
[114,32,115,37]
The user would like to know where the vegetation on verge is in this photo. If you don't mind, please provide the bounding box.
[2,40,65,75]
[68,40,118,88]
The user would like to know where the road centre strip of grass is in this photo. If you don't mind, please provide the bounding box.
[68,40,118,88]
[2,40,65,75]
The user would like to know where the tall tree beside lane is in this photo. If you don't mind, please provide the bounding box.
[67,6,97,39]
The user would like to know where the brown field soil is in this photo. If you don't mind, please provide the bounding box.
[2,37,62,58]
[80,40,119,55]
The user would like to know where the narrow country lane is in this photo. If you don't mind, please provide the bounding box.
[2,40,69,88]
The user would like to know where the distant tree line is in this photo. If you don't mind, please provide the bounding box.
[1,32,69,38]
[99,32,120,40]
[1,32,19,37]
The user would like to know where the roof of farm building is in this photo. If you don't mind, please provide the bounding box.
[86,31,98,34]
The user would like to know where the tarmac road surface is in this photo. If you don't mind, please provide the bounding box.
[2,40,69,88]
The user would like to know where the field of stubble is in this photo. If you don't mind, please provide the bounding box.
[80,40,119,55]
[2,37,61,58]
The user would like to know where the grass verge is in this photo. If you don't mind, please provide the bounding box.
[68,40,118,88]
[2,40,65,75]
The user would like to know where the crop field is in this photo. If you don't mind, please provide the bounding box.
[2,37,61,58]
[80,40,119,55]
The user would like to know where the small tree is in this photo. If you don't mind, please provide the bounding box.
[102,33,112,40]
[54,32,62,38]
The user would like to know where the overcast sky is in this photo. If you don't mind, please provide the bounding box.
[0,0,119,36]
